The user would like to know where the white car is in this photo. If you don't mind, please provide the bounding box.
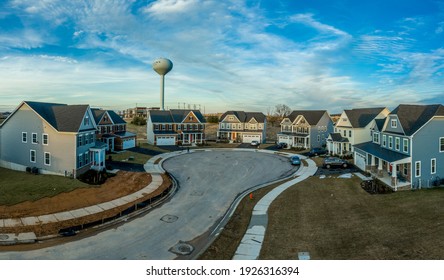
[250,140,260,146]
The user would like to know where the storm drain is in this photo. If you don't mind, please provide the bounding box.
[160,215,178,223]
[169,241,194,255]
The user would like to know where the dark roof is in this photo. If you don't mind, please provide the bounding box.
[374,119,385,131]
[287,110,326,125]
[354,142,410,163]
[277,132,310,137]
[219,111,266,123]
[343,107,386,128]
[390,104,444,136]
[91,109,105,124]
[25,101,90,132]
[149,109,206,123]
[91,109,126,125]
[329,133,349,142]
[114,131,136,138]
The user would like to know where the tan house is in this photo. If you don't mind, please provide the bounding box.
[217,111,267,143]
[147,109,206,146]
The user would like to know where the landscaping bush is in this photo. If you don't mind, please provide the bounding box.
[78,170,115,185]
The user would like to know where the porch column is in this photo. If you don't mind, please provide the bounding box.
[371,155,376,173]
[377,159,383,177]
[391,163,397,190]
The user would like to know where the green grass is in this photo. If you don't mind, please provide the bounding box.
[0,167,90,206]
[261,176,444,259]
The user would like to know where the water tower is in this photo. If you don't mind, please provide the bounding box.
[152,58,173,110]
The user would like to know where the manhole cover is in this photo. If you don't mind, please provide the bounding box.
[0,235,9,240]
[169,241,194,255]
[160,215,178,223]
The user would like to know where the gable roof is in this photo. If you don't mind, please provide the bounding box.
[91,108,126,125]
[149,109,206,123]
[389,104,444,136]
[23,101,90,132]
[329,132,349,142]
[374,119,385,131]
[343,107,386,128]
[219,111,266,123]
[287,110,326,125]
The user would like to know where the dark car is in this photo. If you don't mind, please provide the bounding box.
[276,142,288,149]
[307,147,327,157]
[290,155,301,165]
[323,157,349,169]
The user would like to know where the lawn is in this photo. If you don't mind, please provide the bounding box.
[0,167,90,206]
[261,176,444,260]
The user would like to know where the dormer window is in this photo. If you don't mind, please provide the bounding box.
[84,115,90,126]
[391,119,397,128]
[229,116,234,121]
[189,116,193,121]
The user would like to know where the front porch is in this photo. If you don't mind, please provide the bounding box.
[278,133,310,149]
[217,131,241,143]
[90,142,107,172]
[181,131,204,145]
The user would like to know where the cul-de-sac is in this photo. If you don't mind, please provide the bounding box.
[1,0,444,260]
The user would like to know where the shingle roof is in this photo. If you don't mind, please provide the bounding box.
[287,110,326,125]
[149,109,206,123]
[91,109,126,125]
[329,133,349,142]
[343,107,386,128]
[390,104,444,136]
[25,101,90,132]
[219,111,266,123]
[374,119,385,131]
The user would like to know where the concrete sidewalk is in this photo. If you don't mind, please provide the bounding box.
[232,158,318,260]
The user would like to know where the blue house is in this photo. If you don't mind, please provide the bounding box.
[353,104,444,190]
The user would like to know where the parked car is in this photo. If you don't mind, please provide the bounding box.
[276,142,288,149]
[323,157,349,169]
[307,147,327,157]
[250,140,260,147]
[290,155,301,165]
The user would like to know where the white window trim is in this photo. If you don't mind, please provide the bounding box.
[30,150,36,163]
[415,161,421,177]
[440,137,444,153]
[395,137,400,151]
[431,158,436,174]
[32,133,38,144]
[391,119,397,128]
[382,135,386,147]
[373,132,380,144]
[42,133,49,145]
[44,152,51,166]
[403,139,408,153]
[22,132,27,143]
[388,136,393,149]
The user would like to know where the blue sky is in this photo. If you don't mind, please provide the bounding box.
[0,0,443,114]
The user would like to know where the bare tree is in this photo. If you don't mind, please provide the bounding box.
[274,104,291,118]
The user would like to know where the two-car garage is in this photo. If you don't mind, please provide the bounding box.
[242,134,262,144]
[156,136,176,146]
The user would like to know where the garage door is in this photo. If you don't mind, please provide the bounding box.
[123,138,136,149]
[243,134,261,143]
[278,135,292,146]
[157,136,175,146]
[354,152,366,171]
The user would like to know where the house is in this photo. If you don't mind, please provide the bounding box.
[122,106,148,120]
[327,107,390,156]
[147,109,206,146]
[277,110,333,149]
[353,104,444,190]
[217,111,267,143]
[0,101,106,177]
[92,109,136,151]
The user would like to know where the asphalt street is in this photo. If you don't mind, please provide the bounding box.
[0,150,298,260]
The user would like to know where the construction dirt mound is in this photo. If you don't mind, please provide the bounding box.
[0,171,171,236]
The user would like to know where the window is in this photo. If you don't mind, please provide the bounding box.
[32,133,38,144]
[317,135,320,142]
[382,135,387,147]
[78,154,83,168]
[42,134,48,145]
[77,135,83,147]
[334,127,337,133]
[84,152,90,165]
[22,132,27,143]
[373,132,380,144]
[229,116,234,121]
[431,158,436,174]
[391,119,397,128]
[415,161,421,177]
[168,124,172,130]
[395,137,400,151]
[221,123,225,129]
[440,137,444,152]
[84,115,90,126]
[349,130,352,137]
[343,130,346,137]
[403,139,408,153]
[30,150,36,163]
[388,136,393,149]
[44,152,51,166]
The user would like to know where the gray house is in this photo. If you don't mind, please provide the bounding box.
[354,104,444,190]
[277,110,334,149]
[217,111,267,143]
[0,101,106,177]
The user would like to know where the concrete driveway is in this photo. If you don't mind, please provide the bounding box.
[0,150,298,260]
